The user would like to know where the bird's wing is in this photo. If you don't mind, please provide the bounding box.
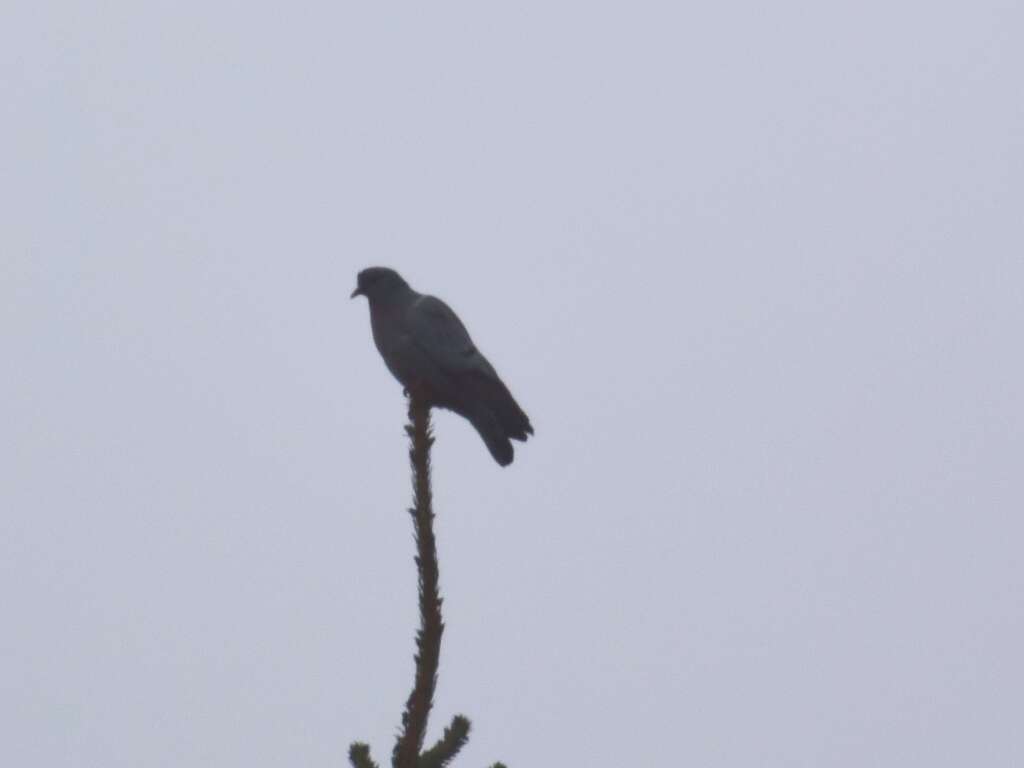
[406,294,497,376]
[406,293,533,446]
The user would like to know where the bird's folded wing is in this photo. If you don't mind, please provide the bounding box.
[406,294,496,376]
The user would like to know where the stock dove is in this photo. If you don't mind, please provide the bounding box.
[351,267,533,466]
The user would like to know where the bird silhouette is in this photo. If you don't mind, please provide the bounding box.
[352,267,533,466]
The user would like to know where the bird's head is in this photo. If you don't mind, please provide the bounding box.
[350,267,409,301]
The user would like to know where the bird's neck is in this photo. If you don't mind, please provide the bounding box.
[370,286,415,310]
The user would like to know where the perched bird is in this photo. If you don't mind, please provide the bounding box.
[351,267,533,466]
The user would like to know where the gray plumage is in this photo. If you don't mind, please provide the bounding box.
[351,267,533,466]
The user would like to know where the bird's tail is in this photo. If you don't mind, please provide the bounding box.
[447,370,532,466]
[467,407,514,467]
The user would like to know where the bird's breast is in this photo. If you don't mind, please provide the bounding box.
[369,305,421,387]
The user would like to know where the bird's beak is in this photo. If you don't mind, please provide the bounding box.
[350,287,362,299]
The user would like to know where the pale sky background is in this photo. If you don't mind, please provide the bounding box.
[3,2,1023,766]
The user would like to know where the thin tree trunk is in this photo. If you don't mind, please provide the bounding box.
[393,397,443,768]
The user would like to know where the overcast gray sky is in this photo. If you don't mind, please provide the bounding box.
[3,2,1023,766]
